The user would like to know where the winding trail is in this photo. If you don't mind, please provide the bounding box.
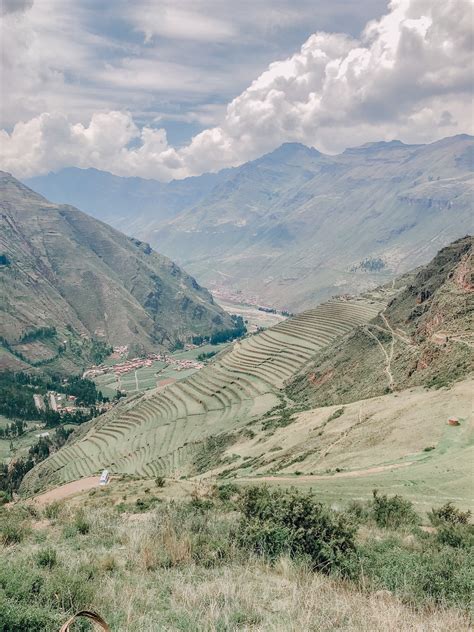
[364,326,394,389]
[240,461,414,484]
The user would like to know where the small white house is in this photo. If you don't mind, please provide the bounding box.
[99,469,110,485]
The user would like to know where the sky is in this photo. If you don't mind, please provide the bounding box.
[0,0,472,180]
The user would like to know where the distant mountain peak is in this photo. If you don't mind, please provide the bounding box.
[344,139,420,154]
[256,141,322,165]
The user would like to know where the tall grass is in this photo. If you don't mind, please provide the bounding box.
[0,487,472,631]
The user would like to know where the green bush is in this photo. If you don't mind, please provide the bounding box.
[346,500,371,524]
[155,476,166,488]
[43,501,63,520]
[358,537,474,609]
[35,547,57,569]
[436,523,474,549]
[0,557,96,630]
[237,486,357,574]
[428,502,471,526]
[74,510,91,535]
[0,511,28,545]
[214,482,240,503]
[0,593,61,632]
[63,509,90,537]
[371,490,419,529]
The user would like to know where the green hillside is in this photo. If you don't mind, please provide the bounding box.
[0,172,234,373]
[20,295,384,494]
[19,238,473,512]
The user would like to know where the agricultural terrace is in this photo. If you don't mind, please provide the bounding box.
[21,297,383,494]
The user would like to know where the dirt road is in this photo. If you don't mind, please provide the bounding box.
[240,461,414,484]
[31,476,101,506]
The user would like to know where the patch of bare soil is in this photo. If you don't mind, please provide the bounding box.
[31,476,102,506]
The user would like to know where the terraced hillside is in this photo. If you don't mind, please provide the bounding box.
[21,297,383,494]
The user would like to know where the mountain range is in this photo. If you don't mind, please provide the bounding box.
[0,172,234,373]
[26,134,474,311]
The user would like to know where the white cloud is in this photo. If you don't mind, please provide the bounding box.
[1,0,473,179]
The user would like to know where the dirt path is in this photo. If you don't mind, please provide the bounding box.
[31,476,101,506]
[318,405,368,461]
[241,461,414,484]
[364,326,394,389]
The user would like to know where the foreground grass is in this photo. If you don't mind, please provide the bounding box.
[0,485,472,631]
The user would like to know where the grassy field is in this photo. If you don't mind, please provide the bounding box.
[214,379,473,513]
[1,481,472,631]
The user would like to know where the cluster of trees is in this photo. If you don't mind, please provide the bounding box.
[0,420,26,439]
[0,426,73,497]
[196,351,217,362]
[0,371,107,423]
[192,315,247,347]
[88,339,113,364]
[42,408,100,428]
[19,327,57,344]
[49,374,107,406]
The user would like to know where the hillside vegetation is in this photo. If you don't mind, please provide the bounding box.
[27,135,474,310]
[0,172,234,374]
[0,482,472,631]
[288,236,473,406]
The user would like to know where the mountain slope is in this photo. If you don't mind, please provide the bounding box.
[26,135,474,311]
[288,235,473,407]
[26,166,227,236]
[20,239,473,497]
[0,172,234,372]
[20,293,383,494]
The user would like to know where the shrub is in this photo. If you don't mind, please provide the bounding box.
[326,407,345,423]
[214,482,240,503]
[358,537,474,609]
[35,547,57,569]
[63,509,90,537]
[135,496,160,512]
[0,511,29,545]
[346,500,371,524]
[43,501,63,520]
[237,486,357,574]
[371,490,419,529]
[436,523,474,549]
[428,502,472,526]
[74,510,90,535]
[155,476,166,488]
[0,594,61,632]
